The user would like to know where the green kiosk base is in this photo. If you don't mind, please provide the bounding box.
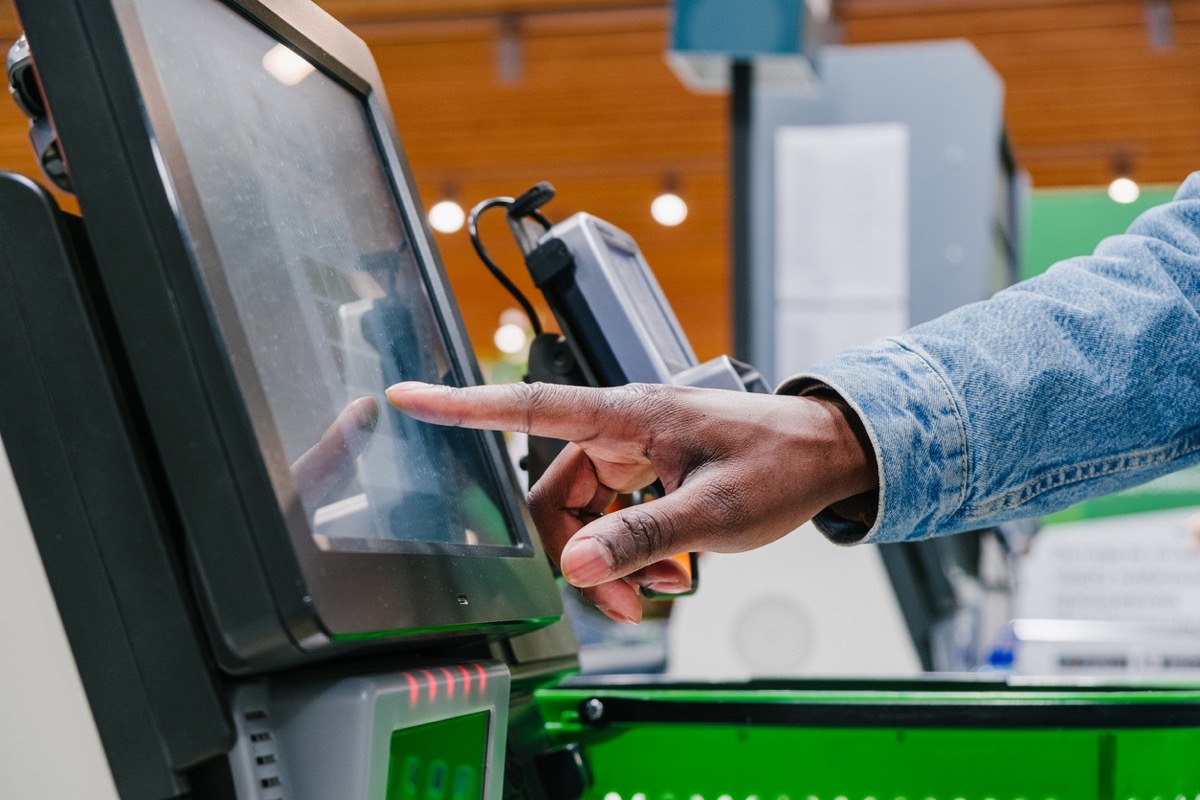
[535,679,1200,800]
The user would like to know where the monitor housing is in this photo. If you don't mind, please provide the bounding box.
[16,0,561,675]
[525,212,768,393]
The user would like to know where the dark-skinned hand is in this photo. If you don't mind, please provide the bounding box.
[387,381,876,624]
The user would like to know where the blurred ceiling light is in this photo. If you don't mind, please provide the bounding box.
[428,199,466,233]
[262,44,315,86]
[496,14,524,84]
[1108,154,1140,204]
[494,322,528,354]
[499,307,528,327]
[1108,176,1140,204]
[651,192,688,226]
[1145,0,1174,51]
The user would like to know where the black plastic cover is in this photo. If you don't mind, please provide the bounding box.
[0,172,231,799]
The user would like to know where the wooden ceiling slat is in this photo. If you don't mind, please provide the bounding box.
[353,8,670,41]
[1002,60,1200,85]
[843,0,1200,192]
[0,2,16,39]
[844,0,1103,12]
[3,0,1199,360]
[944,28,1200,55]
[321,0,666,22]
[845,0,1200,22]
[849,27,1200,57]
[846,5,1147,37]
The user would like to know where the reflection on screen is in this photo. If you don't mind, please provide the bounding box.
[131,0,516,551]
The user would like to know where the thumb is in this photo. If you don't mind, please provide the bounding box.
[559,480,720,587]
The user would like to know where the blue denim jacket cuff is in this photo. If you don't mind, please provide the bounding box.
[777,339,969,544]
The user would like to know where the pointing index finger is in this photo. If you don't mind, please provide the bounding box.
[387,380,618,442]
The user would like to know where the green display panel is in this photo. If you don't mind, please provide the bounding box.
[537,682,1200,800]
[386,711,491,800]
[1020,185,1178,281]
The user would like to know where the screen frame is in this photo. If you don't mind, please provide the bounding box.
[18,0,561,673]
[124,0,530,559]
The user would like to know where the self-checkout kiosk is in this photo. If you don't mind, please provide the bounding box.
[4,1,1200,798]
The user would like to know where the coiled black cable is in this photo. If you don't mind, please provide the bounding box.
[467,197,549,336]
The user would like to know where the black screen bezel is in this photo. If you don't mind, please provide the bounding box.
[21,0,561,672]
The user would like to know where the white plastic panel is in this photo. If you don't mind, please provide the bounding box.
[774,123,909,302]
[0,437,119,800]
[668,523,921,678]
[229,661,511,800]
[774,300,908,380]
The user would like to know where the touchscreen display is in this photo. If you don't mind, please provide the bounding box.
[603,237,695,376]
[130,0,516,551]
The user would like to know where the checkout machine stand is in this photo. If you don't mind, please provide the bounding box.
[0,171,231,799]
[0,171,592,800]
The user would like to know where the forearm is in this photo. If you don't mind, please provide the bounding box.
[784,172,1200,543]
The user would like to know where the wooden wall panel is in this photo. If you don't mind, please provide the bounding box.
[3,0,1198,365]
[841,0,1200,186]
[1,6,50,199]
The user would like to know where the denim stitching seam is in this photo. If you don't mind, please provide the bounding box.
[886,339,972,513]
[962,431,1200,518]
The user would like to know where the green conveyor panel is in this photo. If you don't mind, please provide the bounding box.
[535,680,1200,800]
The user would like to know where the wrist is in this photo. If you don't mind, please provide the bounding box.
[783,388,879,538]
[805,393,878,500]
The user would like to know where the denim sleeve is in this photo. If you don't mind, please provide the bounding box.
[779,171,1200,544]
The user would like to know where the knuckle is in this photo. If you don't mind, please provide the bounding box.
[527,381,566,419]
[431,385,469,426]
[690,475,751,546]
[526,470,568,519]
[622,382,671,417]
[526,485,549,516]
[524,381,596,435]
[608,506,673,566]
[611,383,683,452]
[502,382,539,433]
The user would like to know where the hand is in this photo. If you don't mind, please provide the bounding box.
[293,396,380,512]
[387,382,876,624]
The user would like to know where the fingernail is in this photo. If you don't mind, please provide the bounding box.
[355,397,380,431]
[385,382,425,407]
[560,538,613,586]
[644,580,691,595]
[596,605,639,625]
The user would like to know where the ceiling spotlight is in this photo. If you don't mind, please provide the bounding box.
[651,191,688,227]
[1108,176,1137,205]
[1145,0,1174,51]
[494,322,528,354]
[1108,176,1140,204]
[499,307,528,327]
[428,198,466,234]
[1108,155,1141,205]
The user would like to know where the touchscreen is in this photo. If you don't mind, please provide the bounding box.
[130,0,516,551]
[603,237,695,376]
